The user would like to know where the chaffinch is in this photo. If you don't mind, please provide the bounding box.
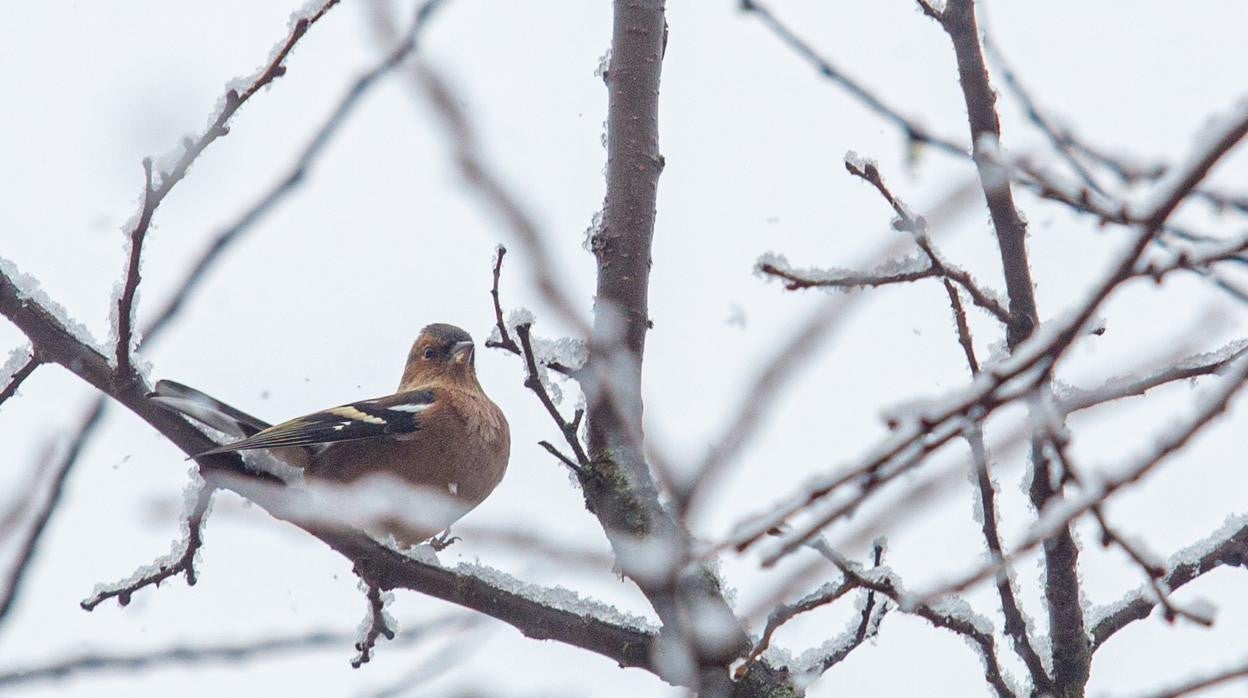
[149,323,510,547]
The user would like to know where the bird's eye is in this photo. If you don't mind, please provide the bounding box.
[423,348,436,360]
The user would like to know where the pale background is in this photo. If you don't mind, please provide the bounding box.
[1,1,1246,695]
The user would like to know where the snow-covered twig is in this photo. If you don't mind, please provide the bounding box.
[915,352,1248,605]
[351,582,397,667]
[515,323,589,468]
[729,92,1248,565]
[81,478,215,611]
[110,0,344,377]
[1060,340,1248,414]
[1090,515,1248,651]
[843,155,1011,323]
[757,252,937,290]
[0,346,39,409]
[1045,435,1212,631]
[807,537,1015,697]
[740,577,857,673]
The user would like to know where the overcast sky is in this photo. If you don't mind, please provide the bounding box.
[2,1,1247,695]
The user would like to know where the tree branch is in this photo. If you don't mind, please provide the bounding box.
[1090,518,1248,651]
[0,613,469,689]
[808,538,1015,697]
[0,351,40,408]
[81,481,214,611]
[0,271,659,679]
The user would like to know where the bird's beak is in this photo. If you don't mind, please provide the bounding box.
[451,340,475,364]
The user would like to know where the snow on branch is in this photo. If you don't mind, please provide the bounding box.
[351,581,397,667]
[110,0,345,377]
[805,537,1016,696]
[81,474,214,611]
[756,251,935,291]
[842,153,1011,323]
[913,352,1248,604]
[0,345,39,408]
[1090,514,1248,651]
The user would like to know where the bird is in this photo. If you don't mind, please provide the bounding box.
[149,323,510,548]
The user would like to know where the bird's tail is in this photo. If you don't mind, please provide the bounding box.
[148,380,271,438]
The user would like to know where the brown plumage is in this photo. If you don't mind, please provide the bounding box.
[149,323,510,546]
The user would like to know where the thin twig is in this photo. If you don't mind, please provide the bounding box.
[516,324,589,466]
[351,581,397,667]
[487,246,521,354]
[739,0,964,157]
[1046,435,1212,629]
[484,246,576,377]
[808,538,1015,697]
[111,0,344,376]
[1141,658,1248,698]
[915,353,1248,604]
[939,274,1050,691]
[845,157,1011,323]
[80,483,214,611]
[0,612,468,689]
[0,354,40,408]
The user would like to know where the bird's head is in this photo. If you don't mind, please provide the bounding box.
[400,323,479,389]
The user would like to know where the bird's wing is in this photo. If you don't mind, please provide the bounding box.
[149,379,272,437]
[194,389,438,456]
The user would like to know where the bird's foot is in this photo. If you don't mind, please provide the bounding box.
[429,529,461,551]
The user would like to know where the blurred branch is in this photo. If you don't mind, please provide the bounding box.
[0,613,469,689]
[983,30,1248,218]
[979,32,1105,195]
[407,56,588,334]
[738,0,963,157]
[1142,660,1248,698]
[0,401,105,626]
[916,352,1248,602]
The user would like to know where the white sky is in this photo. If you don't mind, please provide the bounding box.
[2,1,1247,695]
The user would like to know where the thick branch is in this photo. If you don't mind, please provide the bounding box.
[585,2,759,692]
[0,272,657,677]
[931,2,1082,690]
